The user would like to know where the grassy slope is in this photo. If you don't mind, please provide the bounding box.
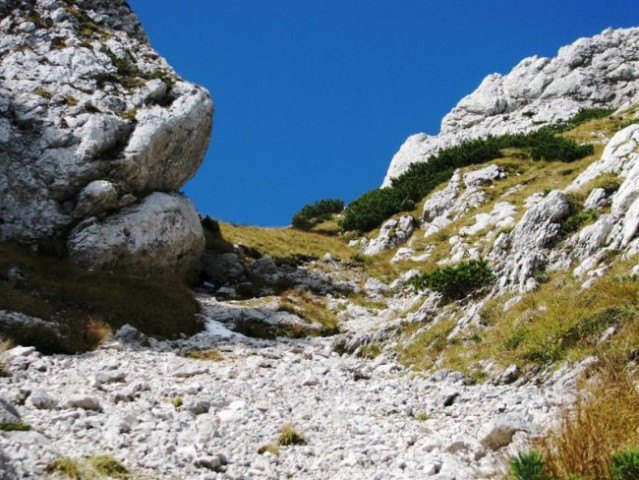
[391,109,639,375]
[0,243,200,353]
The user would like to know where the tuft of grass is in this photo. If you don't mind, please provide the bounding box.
[34,88,53,100]
[538,355,639,480]
[278,424,305,446]
[257,443,281,456]
[63,95,79,106]
[397,318,457,371]
[359,342,382,359]
[87,455,128,479]
[45,457,82,479]
[186,349,224,361]
[0,422,31,432]
[171,397,183,409]
[509,451,549,480]
[414,412,431,422]
[611,448,639,480]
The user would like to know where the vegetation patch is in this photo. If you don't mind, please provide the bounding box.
[410,258,494,301]
[341,118,596,233]
[257,443,281,456]
[508,355,639,480]
[292,198,344,231]
[278,290,339,335]
[186,349,224,361]
[0,421,31,432]
[0,243,201,354]
[278,424,306,446]
[438,260,639,372]
[45,457,82,479]
[87,455,129,478]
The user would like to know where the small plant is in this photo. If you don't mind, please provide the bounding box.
[411,258,494,301]
[34,88,53,100]
[257,443,281,456]
[45,457,82,479]
[63,95,79,106]
[612,448,639,480]
[120,107,138,121]
[562,209,600,235]
[171,397,183,409]
[187,349,224,361]
[0,421,31,431]
[88,455,129,479]
[509,451,548,480]
[350,252,373,268]
[414,412,431,422]
[278,424,305,446]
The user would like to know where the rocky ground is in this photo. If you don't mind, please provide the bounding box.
[0,297,584,480]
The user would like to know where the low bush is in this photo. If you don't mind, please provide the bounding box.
[340,188,413,232]
[548,106,616,133]
[341,117,595,233]
[410,259,494,301]
[292,198,344,230]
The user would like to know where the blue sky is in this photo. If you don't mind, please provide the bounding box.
[130,0,639,227]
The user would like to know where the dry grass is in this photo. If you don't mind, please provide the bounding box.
[278,290,339,334]
[538,355,639,480]
[220,223,353,262]
[397,317,457,370]
[186,349,224,361]
[45,455,129,479]
[278,424,305,446]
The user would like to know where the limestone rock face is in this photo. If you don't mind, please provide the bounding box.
[0,0,213,278]
[383,27,639,185]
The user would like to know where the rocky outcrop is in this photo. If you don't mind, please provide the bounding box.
[383,27,639,185]
[0,0,213,279]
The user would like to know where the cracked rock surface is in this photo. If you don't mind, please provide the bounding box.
[0,0,212,278]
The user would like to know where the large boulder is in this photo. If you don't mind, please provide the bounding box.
[383,27,639,185]
[0,0,213,279]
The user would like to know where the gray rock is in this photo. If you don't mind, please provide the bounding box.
[479,414,528,450]
[363,215,415,255]
[28,391,57,410]
[63,396,102,412]
[0,0,213,279]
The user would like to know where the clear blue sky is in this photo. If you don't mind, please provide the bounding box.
[129,0,639,227]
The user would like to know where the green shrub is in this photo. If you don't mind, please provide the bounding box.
[411,259,494,301]
[292,198,344,230]
[509,451,549,480]
[548,106,616,133]
[340,188,413,232]
[612,448,639,480]
[562,209,601,235]
[341,121,595,233]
